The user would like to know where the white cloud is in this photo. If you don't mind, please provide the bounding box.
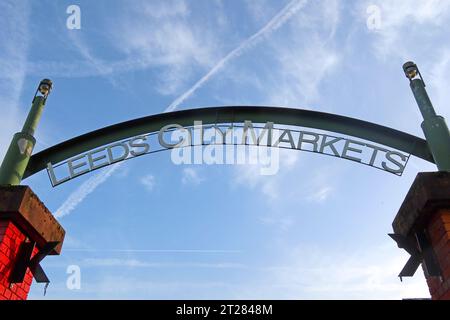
[227,0,341,221]
[26,0,218,95]
[110,0,218,96]
[360,0,450,59]
[140,174,155,192]
[209,0,340,108]
[307,186,333,203]
[256,0,340,107]
[139,0,189,18]
[64,248,241,254]
[232,151,333,204]
[267,38,339,106]
[165,0,310,111]
[66,32,120,88]
[79,258,245,269]
[83,277,231,298]
[182,167,204,185]
[231,148,338,231]
[46,243,430,299]
[322,0,340,40]
[232,148,299,201]
[262,243,430,299]
[55,1,204,92]
[259,215,295,232]
[428,49,450,121]
[55,163,122,218]
[244,0,273,23]
[0,0,30,160]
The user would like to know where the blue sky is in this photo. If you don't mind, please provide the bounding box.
[1,0,450,299]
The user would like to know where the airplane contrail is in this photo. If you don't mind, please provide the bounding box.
[55,163,122,218]
[54,0,309,219]
[165,0,308,112]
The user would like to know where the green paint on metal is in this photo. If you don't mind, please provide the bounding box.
[22,96,47,136]
[22,106,434,180]
[411,79,437,119]
[405,63,450,171]
[0,96,46,185]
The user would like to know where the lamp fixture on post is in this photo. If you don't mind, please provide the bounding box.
[403,61,450,171]
[0,79,53,185]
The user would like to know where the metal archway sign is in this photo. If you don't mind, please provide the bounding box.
[20,106,434,187]
[2,62,449,189]
[0,62,447,293]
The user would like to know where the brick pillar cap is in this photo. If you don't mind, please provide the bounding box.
[392,171,450,237]
[0,185,65,255]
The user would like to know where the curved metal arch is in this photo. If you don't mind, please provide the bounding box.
[23,106,433,179]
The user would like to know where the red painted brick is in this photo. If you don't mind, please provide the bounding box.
[425,210,450,300]
[5,228,15,238]
[3,289,11,299]
[16,286,25,298]
[0,253,10,266]
[0,245,9,255]
[0,221,36,300]
[24,276,33,287]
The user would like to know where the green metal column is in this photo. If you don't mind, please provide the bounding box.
[403,62,450,171]
[0,79,52,185]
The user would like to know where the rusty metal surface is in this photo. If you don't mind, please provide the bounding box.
[392,171,450,237]
[0,185,65,254]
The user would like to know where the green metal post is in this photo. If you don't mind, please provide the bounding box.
[403,62,450,171]
[0,79,52,185]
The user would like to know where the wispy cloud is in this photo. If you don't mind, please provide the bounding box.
[307,186,333,203]
[429,49,450,121]
[258,243,430,299]
[107,0,219,95]
[182,167,204,185]
[46,243,429,299]
[164,0,309,112]
[244,0,274,23]
[74,277,232,298]
[27,0,218,94]
[63,248,241,254]
[360,0,450,60]
[67,32,120,88]
[55,163,122,218]
[252,0,340,107]
[232,148,298,201]
[140,174,156,192]
[78,258,245,269]
[231,148,338,230]
[227,1,341,230]
[0,0,30,159]
[266,38,339,106]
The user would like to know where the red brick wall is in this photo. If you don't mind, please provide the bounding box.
[425,209,450,300]
[0,220,36,300]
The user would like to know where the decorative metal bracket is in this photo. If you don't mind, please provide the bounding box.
[9,240,60,284]
[389,231,442,281]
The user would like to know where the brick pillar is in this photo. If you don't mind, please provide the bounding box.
[0,221,37,299]
[391,172,450,300]
[0,186,65,300]
[424,209,450,299]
